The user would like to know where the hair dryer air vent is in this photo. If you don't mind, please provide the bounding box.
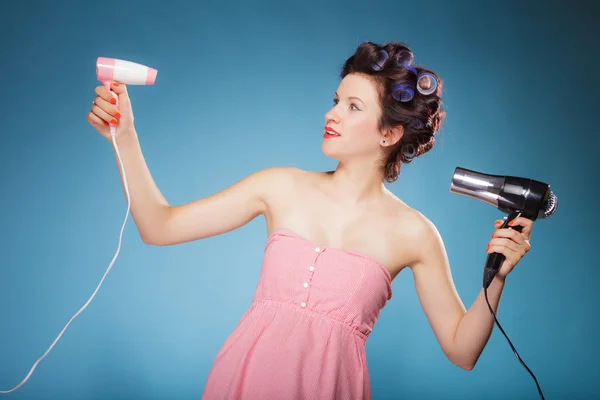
[541,190,558,218]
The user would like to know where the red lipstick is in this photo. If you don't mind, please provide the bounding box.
[323,126,341,139]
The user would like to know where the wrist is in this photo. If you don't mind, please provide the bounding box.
[493,274,506,285]
[109,128,137,145]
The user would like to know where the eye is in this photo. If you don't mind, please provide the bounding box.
[332,98,360,111]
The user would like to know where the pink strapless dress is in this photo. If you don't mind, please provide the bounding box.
[201,228,393,400]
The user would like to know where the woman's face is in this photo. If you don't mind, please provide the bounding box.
[322,73,384,162]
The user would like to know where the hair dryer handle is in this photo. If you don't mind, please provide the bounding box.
[483,210,524,288]
[101,81,119,132]
[101,81,119,107]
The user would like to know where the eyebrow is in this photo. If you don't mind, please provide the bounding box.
[334,92,365,106]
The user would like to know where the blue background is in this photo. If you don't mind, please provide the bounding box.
[0,0,598,399]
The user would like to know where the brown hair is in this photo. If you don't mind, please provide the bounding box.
[340,41,446,182]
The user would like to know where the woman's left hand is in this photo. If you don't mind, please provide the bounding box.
[487,217,533,278]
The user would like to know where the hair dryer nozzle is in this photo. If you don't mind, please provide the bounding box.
[449,167,506,209]
[96,57,157,88]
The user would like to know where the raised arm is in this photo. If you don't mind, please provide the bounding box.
[87,83,290,246]
[150,166,290,246]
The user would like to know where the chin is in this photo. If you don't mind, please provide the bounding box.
[321,139,343,160]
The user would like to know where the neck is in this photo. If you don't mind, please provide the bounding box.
[327,158,388,205]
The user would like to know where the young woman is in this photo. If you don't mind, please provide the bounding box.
[87,41,533,400]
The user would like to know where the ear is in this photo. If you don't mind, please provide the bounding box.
[382,125,404,146]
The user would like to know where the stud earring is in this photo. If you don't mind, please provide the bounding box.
[381,140,386,145]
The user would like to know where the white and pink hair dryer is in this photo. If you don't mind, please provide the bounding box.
[97,57,158,133]
[96,57,158,137]
[96,56,157,92]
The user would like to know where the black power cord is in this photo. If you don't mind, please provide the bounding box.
[484,288,545,399]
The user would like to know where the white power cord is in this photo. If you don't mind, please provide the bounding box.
[0,115,131,393]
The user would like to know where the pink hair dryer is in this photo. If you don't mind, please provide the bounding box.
[96,56,157,92]
[96,57,157,134]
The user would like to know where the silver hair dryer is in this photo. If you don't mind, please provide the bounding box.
[450,167,558,288]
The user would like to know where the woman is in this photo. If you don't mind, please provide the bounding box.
[87,42,533,399]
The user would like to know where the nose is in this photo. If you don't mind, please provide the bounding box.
[325,105,340,124]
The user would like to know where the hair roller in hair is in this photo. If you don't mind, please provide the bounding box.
[416,72,438,95]
[409,118,424,130]
[372,49,389,71]
[395,49,414,66]
[399,64,417,76]
[392,83,414,102]
[402,143,418,161]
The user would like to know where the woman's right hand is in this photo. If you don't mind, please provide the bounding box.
[87,83,135,141]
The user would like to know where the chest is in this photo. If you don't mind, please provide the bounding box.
[267,189,413,279]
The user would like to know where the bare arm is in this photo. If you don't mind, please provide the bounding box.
[407,214,505,370]
[154,166,292,246]
[109,131,170,244]
[88,83,292,247]
[113,132,291,246]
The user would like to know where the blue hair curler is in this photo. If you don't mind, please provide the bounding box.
[399,64,417,76]
[392,83,414,102]
[372,49,389,71]
[395,49,414,66]
[409,118,424,130]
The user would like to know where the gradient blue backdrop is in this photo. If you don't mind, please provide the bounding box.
[1,1,598,399]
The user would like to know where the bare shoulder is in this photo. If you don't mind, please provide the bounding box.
[404,209,446,270]
[252,165,303,183]
[382,191,432,234]
[257,166,310,200]
[256,165,317,214]
[382,193,445,270]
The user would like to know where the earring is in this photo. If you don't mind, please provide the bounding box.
[381,140,386,145]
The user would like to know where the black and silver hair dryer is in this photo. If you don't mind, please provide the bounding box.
[449,167,557,400]
[450,167,558,289]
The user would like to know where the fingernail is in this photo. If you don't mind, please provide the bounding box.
[111,118,117,125]
[112,83,119,87]
[109,98,117,104]
[114,111,121,119]
[103,121,109,127]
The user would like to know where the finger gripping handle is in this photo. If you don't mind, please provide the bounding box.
[483,211,523,288]
[102,81,119,106]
